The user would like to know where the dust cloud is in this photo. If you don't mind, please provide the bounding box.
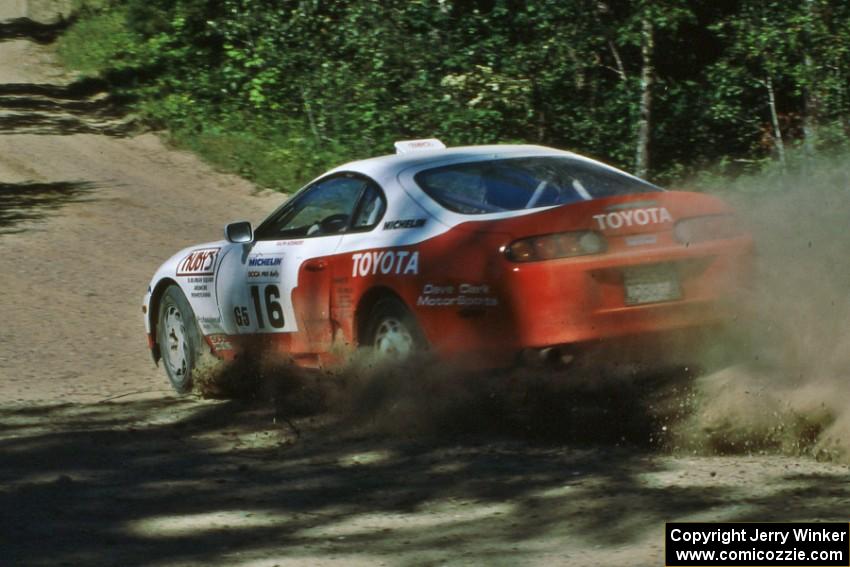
[197,346,699,449]
[672,157,850,461]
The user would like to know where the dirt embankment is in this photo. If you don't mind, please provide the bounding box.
[1,3,849,567]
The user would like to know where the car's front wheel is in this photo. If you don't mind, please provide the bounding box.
[157,285,202,394]
[365,297,426,362]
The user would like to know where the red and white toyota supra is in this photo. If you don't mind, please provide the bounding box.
[143,140,753,392]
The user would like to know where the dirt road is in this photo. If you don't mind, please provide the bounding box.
[0,13,280,403]
[1,4,848,567]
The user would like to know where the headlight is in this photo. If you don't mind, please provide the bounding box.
[674,214,743,246]
[506,231,606,262]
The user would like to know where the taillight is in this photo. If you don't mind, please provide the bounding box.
[505,231,606,262]
[674,214,743,245]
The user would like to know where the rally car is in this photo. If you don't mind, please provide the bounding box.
[143,140,753,392]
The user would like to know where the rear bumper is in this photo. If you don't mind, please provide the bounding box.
[425,236,753,367]
[506,236,752,344]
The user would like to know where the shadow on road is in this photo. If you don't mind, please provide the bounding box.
[0,79,135,136]
[0,77,108,99]
[0,110,134,136]
[0,17,74,44]
[1,387,847,566]
[0,180,97,233]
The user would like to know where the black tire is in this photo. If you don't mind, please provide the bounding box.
[157,285,202,394]
[364,297,427,361]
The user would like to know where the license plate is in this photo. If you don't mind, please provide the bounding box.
[623,264,681,305]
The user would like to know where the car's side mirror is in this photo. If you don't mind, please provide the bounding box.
[225,221,254,244]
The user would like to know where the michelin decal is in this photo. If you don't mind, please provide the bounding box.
[383,218,426,230]
[247,254,284,282]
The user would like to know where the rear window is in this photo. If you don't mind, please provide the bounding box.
[414,156,659,215]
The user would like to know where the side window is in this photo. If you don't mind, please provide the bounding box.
[351,183,386,231]
[257,176,366,240]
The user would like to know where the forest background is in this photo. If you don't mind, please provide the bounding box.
[58,0,850,191]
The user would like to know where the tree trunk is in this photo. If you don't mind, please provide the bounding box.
[607,39,628,82]
[765,75,786,168]
[302,90,321,147]
[634,15,653,178]
[802,61,820,156]
[802,0,819,155]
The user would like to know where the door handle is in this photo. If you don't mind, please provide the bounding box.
[304,260,327,272]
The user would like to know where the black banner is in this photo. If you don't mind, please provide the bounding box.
[666,523,849,566]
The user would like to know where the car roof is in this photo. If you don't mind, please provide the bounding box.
[327,144,571,179]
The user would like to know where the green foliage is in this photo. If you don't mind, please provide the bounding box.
[169,114,351,192]
[57,9,136,75]
[56,0,850,191]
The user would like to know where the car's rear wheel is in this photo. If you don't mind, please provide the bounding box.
[157,285,201,394]
[365,297,426,362]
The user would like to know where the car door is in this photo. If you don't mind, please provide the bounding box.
[216,174,370,353]
[327,181,388,333]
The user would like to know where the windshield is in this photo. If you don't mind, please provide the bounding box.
[414,156,660,215]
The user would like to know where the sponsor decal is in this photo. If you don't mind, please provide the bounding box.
[334,286,353,309]
[351,250,419,277]
[248,270,279,279]
[276,240,304,246]
[416,282,499,307]
[188,275,214,298]
[383,218,426,230]
[233,306,251,327]
[248,257,283,267]
[246,255,284,283]
[198,316,225,333]
[417,296,498,307]
[207,334,233,351]
[592,207,673,230]
[177,247,220,276]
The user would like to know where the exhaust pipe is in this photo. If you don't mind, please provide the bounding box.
[520,346,576,368]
